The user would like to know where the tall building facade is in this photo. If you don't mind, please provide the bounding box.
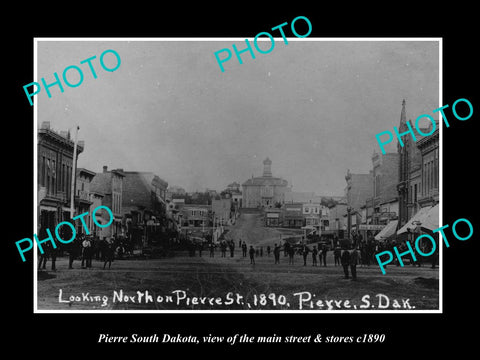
[37,121,84,237]
[397,100,423,227]
[417,126,439,208]
[242,158,288,208]
[371,151,399,224]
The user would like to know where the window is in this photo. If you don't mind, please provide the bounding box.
[41,156,46,186]
[46,159,50,194]
[430,160,434,190]
[52,160,56,193]
[414,184,417,203]
[375,174,381,197]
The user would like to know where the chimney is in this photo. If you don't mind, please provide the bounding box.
[103,165,108,173]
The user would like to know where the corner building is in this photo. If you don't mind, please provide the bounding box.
[37,121,84,237]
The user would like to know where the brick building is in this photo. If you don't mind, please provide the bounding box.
[417,126,439,208]
[37,121,84,237]
[397,100,429,228]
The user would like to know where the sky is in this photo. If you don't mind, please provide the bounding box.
[36,39,440,196]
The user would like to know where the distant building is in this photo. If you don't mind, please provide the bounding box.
[121,171,169,247]
[226,182,241,193]
[90,165,125,239]
[328,198,348,238]
[284,191,322,204]
[302,203,322,228]
[283,202,304,228]
[345,169,373,211]
[37,121,84,237]
[242,158,289,208]
[212,198,232,225]
[180,204,211,228]
[264,208,283,227]
[371,151,399,225]
[166,185,186,200]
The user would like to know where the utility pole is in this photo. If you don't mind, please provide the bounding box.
[70,125,79,219]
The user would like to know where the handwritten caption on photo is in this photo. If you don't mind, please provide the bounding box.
[59,288,414,310]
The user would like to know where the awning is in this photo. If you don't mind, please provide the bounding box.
[419,204,439,231]
[397,206,434,235]
[375,220,398,241]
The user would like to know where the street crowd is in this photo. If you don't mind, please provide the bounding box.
[37,234,132,271]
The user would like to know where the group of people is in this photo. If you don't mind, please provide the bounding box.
[37,234,130,271]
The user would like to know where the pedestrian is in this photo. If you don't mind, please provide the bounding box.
[312,246,318,266]
[350,247,359,280]
[81,236,92,268]
[198,241,204,257]
[301,244,310,266]
[334,245,341,266]
[242,241,247,257]
[209,242,215,257]
[249,245,255,264]
[103,238,115,270]
[267,245,271,257]
[239,239,242,248]
[288,245,295,265]
[220,241,226,257]
[284,241,290,257]
[50,245,57,271]
[341,247,350,279]
[273,243,280,264]
[230,240,235,257]
[321,244,328,267]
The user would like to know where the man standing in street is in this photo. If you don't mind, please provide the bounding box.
[274,243,280,264]
[301,244,310,266]
[81,236,92,268]
[350,247,359,280]
[249,245,255,265]
[229,240,235,257]
[312,246,318,266]
[320,244,328,267]
[341,247,350,279]
[209,242,215,257]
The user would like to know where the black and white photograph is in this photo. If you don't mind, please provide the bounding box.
[6,6,478,354]
[33,39,441,312]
